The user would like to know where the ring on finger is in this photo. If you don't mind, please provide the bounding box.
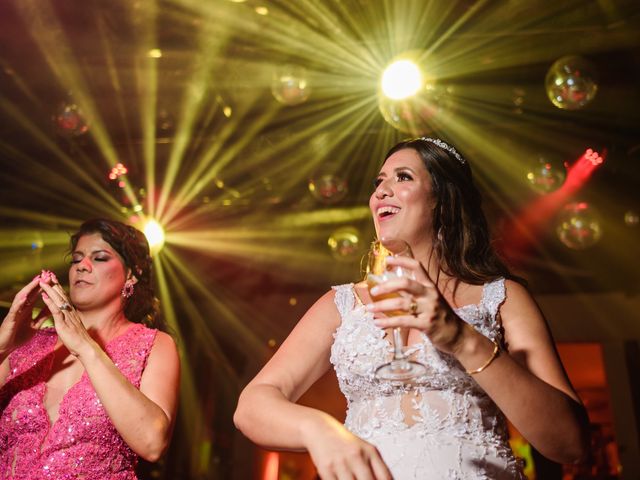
[409,298,418,316]
[59,302,72,312]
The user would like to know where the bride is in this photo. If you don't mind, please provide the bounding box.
[234,137,588,479]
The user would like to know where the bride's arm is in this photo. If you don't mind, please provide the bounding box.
[453,280,589,463]
[234,289,392,480]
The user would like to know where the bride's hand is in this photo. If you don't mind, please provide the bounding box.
[304,415,392,480]
[365,256,464,354]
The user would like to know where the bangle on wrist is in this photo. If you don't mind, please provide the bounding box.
[466,339,500,375]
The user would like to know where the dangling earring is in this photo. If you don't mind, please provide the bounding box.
[437,227,444,242]
[121,281,135,298]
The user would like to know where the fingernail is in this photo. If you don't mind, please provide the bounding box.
[50,272,58,283]
[365,303,375,311]
[370,286,380,295]
[373,319,384,327]
[41,292,49,300]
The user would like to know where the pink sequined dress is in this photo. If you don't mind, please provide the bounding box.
[0,323,157,480]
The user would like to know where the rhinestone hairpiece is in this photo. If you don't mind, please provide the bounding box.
[419,137,466,164]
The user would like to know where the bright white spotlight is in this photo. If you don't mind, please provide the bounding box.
[143,219,165,253]
[381,60,422,100]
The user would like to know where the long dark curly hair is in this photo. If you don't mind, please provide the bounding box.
[69,218,165,330]
[384,138,519,285]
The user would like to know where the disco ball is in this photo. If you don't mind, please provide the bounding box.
[54,102,89,137]
[512,87,526,115]
[545,56,598,110]
[271,64,311,106]
[378,82,454,135]
[526,154,566,193]
[157,108,175,132]
[308,173,348,205]
[556,202,602,250]
[328,227,361,261]
[624,210,639,227]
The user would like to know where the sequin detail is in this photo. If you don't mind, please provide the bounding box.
[0,323,157,480]
[330,278,525,479]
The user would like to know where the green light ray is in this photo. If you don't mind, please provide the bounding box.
[268,1,383,74]
[160,252,242,381]
[0,58,40,105]
[0,248,67,287]
[162,247,271,357]
[96,13,138,173]
[14,0,140,209]
[159,104,281,226]
[172,0,381,77]
[166,234,330,276]
[153,254,202,442]
[154,17,235,220]
[0,229,70,249]
[0,120,121,215]
[134,0,159,218]
[0,208,83,230]
[222,95,378,178]
[166,207,364,245]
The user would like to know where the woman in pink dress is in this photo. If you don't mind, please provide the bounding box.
[0,218,180,479]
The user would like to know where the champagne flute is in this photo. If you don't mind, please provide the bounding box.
[366,239,427,382]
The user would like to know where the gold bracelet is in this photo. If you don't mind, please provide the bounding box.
[466,339,500,375]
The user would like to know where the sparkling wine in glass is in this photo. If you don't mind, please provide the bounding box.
[367,239,427,382]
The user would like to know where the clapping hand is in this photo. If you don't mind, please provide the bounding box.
[0,271,54,356]
[38,275,95,358]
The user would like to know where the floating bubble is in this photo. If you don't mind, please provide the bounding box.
[526,154,566,193]
[545,56,598,110]
[328,227,360,261]
[271,65,311,106]
[308,172,348,205]
[556,202,602,250]
[54,102,89,137]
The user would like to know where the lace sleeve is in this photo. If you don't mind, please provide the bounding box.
[331,284,356,319]
[483,277,506,317]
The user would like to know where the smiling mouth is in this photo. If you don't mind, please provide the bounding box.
[377,206,401,219]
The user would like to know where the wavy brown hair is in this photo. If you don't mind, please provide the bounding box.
[384,138,519,285]
[69,218,165,330]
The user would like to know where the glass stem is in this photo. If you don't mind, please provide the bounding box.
[392,327,404,360]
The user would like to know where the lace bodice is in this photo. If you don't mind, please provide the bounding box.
[330,278,525,479]
[0,323,157,480]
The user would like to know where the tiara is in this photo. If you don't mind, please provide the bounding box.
[419,137,466,164]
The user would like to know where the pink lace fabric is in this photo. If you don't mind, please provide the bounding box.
[0,323,157,480]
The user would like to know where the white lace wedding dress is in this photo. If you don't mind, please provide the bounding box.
[330,278,525,479]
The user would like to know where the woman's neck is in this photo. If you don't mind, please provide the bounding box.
[77,305,130,345]
[409,239,457,289]
[409,240,438,277]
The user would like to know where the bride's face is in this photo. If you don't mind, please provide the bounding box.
[369,148,436,245]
